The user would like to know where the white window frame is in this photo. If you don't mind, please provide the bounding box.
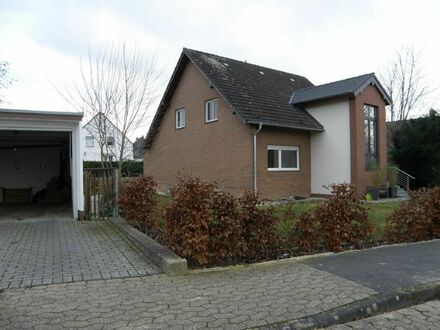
[205,99,218,123]
[85,135,94,147]
[175,108,185,129]
[267,145,300,171]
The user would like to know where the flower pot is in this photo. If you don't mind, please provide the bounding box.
[367,187,380,201]
[388,186,398,198]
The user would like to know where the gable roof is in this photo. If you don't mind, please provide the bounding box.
[83,112,133,145]
[145,48,324,148]
[289,73,391,105]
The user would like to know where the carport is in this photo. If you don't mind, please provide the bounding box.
[0,108,84,219]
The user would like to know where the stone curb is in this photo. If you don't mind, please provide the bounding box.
[109,218,187,275]
[260,281,440,329]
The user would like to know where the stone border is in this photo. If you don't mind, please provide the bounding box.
[261,281,440,329]
[109,218,187,275]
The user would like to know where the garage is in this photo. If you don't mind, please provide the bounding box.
[0,109,84,220]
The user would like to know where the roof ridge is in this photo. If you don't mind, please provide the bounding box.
[183,47,309,80]
[292,72,375,93]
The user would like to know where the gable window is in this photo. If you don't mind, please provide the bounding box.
[86,136,94,147]
[205,99,218,123]
[364,104,378,169]
[107,136,115,146]
[176,108,185,129]
[267,145,300,171]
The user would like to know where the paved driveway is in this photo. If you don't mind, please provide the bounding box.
[0,218,161,289]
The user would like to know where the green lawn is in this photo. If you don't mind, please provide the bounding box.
[154,194,403,240]
[272,200,403,240]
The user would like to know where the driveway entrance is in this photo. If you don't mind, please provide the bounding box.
[0,218,161,289]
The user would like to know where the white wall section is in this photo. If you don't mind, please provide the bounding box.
[306,101,351,194]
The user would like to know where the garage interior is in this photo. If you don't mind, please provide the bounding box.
[0,130,72,220]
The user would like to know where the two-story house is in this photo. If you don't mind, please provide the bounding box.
[144,49,390,199]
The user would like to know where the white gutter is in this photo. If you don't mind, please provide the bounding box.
[253,123,263,193]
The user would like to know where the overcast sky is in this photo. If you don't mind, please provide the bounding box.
[1,0,439,138]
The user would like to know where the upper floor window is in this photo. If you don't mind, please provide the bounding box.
[107,136,115,146]
[86,136,94,147]
[267,145,300,171]
[364,104,378,169]
[176,108,185,129]
[205,99,218,123]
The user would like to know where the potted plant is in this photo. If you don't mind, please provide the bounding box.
[387,167,398,198]
[368,166,386,201]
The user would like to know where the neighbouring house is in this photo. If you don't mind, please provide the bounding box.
[133,136,145,160]
[0,108,84,218]
[144,49,390,199]
[82,113,134,162]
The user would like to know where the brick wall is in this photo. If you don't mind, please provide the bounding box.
[144,62,254,195]
[256,127,311,199]
[350,85,388,195]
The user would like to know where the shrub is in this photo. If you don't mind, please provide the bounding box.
[386,188,440,243]
[239,191,278,261]
[315,184,372,252]
[208,191,243,263]
[429,187,440,238]
[118,176,158,234]
[289,210,320,254]
[165,176,214,265]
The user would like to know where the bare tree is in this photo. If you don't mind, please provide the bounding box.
[380,46,430,122]
[0,61,13,104]
[59,44,161,175]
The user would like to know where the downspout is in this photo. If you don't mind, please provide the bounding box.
[253,123,263,193]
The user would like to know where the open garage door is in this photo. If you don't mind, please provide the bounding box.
[0,109,84,220]
[0,130,72,220]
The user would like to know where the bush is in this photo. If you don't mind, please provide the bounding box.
[118,176,158,234]
[314,184,372,252]
[83,160,143,177]
[208,191,243,263]
[165,176,214,265]
[386,187,440,243]
[239,191,278,261]
[289,210,320,254]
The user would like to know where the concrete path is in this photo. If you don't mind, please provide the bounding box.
[0,240,439,329]
[0,219,161,289]
[330,300,440,330]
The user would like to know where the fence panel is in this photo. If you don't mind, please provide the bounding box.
[84,168,118,220]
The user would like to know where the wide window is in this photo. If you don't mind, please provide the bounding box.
[364,104,378,169]
[205,99,218,122]
[175,108,185,129]
[86,136,94,147]
[267,145,300,171]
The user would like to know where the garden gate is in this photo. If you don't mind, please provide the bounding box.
[84,168,119,220]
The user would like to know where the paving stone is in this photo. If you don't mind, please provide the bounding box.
[329,300,440,330]
[0,261,376,329]
[0,219,161,289]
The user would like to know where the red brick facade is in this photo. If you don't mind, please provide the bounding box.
[145,62,388,199]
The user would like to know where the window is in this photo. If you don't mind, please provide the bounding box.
[85,136,94,147]
[364,105,378,169]
[267,145,300,171]
[107,136,115,146]
[205,99,218,122]
[176,108,185,129]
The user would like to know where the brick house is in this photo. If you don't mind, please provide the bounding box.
[144,49,390,199]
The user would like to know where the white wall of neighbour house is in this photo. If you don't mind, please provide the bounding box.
[306,101,351,195]
[82,118,134,162]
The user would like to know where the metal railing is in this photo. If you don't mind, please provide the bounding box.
[388,166,415,191]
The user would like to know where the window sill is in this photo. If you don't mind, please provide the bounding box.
[268,168,300,172]
[175,126,185,130]
[205,119,218,124]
